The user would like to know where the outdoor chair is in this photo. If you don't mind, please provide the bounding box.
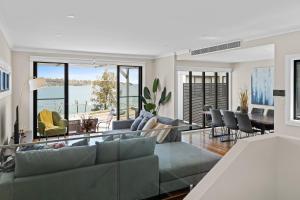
[97,111,114,131]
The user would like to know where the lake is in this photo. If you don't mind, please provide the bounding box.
[37,85,139,116]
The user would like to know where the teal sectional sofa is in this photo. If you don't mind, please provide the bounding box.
[0,136,220,200]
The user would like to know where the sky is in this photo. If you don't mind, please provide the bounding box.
[37,64,139,84]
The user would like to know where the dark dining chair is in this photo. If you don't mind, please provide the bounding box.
[265,109,274,133]
[210,109,226,137]
[251,108,264,115]
[236,106,241,111]
[222,110,238,142]
[266,109,274,118]
[203,105,213,127]
[235,112,260,137]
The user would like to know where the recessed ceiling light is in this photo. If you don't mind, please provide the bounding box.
[67,15,75,19]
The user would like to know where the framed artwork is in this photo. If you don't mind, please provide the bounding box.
[0,59,11,98]
[2,72,6,90]
[6,73,9,90]
[0,71,10,91]
[251,67,274,106]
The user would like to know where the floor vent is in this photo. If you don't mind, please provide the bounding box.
[191,41,241,55]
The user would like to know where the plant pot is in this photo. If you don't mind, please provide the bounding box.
[240,106,248,113]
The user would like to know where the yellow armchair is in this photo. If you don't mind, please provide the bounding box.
[38,109,67,138]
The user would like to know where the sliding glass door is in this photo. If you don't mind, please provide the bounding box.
[33,62,142,138]
[33,62,68,138]
[68,65,117,133]
[117,66,142,120]
[177,70,229,128]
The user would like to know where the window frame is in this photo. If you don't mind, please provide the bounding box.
[285,55,300,127]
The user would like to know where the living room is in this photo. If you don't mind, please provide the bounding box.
[1,1,300,200]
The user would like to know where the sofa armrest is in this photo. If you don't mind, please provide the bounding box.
[112,119,135,130]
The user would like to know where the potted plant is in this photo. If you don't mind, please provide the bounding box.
[239,89,249,113]
[141,78,172,115]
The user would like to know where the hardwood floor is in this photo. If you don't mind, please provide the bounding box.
[181,128,234,156]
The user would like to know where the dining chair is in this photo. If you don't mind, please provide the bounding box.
[203,105,213,128]
[222,110,239,142]
[266,109,274,118]
[251,108,265,115]
[210,109,226,137]
[235,112,260,137]
[265,109,274,133]
[236,106,241,111]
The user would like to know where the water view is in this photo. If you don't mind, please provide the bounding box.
[37,84,139,118]
[36,64,141,124]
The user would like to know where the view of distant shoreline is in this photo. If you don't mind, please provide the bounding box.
[42,78,92,86]
[42,78,135,86]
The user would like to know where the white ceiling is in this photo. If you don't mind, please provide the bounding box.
[180,44,275,63]
[0,0,300,56]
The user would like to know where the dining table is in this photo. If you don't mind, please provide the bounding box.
[202,110,274,136]
[248,113,274,134]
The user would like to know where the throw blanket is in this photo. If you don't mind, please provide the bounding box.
[40,109,54,129]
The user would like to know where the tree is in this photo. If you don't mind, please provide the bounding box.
[91,70,116,110]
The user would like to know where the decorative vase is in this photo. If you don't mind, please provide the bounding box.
[240,106,248,113]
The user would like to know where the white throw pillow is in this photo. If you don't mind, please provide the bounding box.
[141,117,157,136]
[149,122,171,143]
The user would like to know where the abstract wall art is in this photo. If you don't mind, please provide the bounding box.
[251,67,274,106]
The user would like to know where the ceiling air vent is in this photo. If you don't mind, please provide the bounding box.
[191,41,241,55]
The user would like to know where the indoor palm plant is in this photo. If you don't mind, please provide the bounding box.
[141,78,171,115]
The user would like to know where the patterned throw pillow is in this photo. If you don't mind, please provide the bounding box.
[141,117,157,136]
[147,122,171,143]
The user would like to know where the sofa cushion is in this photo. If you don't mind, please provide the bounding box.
[95,136,156,164]
[157,117,180,143]
[15,145,96,178]
[142,117,157,131]
[139,110,154,119]
[71,139,89,146]
[130,116,143,131]
[155,142,221,182]
[149,123,172,143]
[137,117,150,130]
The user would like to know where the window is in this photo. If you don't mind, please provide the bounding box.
[294,60,300,120]
[177,71,229,128]
[33,62,142,138]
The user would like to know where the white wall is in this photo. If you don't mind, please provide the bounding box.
[238,31,300,137]
[231,59,275,113]
[0,29,11,144]
[11,50,154,131]
[152,55,176,118]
